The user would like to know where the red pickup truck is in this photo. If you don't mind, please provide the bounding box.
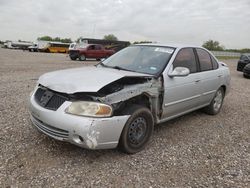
[69,44,115,61]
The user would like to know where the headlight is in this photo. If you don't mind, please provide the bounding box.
[65,101,112,117]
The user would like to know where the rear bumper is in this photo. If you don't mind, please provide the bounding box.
[29,93,130,149]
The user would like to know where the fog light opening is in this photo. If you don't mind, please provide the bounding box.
[73,134,84,144]
[79,136,84,142]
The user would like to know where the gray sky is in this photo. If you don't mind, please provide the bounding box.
[0,0,249,48]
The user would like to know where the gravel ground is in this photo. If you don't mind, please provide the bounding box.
[0,48,249,187]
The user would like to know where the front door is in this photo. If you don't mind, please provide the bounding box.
[162,48,202,119]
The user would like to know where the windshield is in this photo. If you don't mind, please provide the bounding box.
[101,45,175,75]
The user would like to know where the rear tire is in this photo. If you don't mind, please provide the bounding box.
[119,105,154,154]
[204,87,224,115]
[79,54,86,61]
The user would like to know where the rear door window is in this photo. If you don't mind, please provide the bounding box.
[172,48,197,73]
[196,49,213,71]
[211,56,219,69]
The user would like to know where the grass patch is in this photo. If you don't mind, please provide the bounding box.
[216,56,239,60]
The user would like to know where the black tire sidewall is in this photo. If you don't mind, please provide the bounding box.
[211,87,225,114]
[119,106,154,154]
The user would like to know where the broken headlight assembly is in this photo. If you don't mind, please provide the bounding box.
[65,101,112,117]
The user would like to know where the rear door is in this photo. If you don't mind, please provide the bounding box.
[95,45,105,58]
[162,48,202,119]
[86,45,96,58]
[195,48,223,105]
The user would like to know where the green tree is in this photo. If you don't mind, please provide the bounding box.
[37,36,53,41]
[37,36,72,43]
[103,34,118,41]
[60,38,72,43]
[202,40,225,51]
[53,37,61,42]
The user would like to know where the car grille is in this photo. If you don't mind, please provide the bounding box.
[69,50,79,57]
[34,87,68,111]
[31,115,69,139]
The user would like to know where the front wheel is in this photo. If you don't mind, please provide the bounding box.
[204,87,225,115]
[70,56,77,61]
[119,105,154,154]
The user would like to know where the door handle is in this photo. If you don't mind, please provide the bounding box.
[218,75,223,78]
[195,79,201,83]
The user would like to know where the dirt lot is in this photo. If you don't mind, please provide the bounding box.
[0,48,249,187]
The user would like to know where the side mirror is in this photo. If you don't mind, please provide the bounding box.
[168,67,190,77]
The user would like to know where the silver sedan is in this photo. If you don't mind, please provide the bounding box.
[29,44,230,154]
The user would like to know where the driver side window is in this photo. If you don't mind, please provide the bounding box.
[173,48,197,73]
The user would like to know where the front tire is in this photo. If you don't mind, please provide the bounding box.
[70,56,77,61]
[119,105,154,154]
[204,87,225,115]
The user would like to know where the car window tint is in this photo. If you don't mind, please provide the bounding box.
[211,56,219,69]
[88,45,95,50]
[95,45,102,50]
[197,49,213,71]
[173,48,197,73]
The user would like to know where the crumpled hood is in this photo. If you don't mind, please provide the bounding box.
[38,66,152,94]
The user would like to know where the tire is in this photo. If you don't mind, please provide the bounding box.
[79,54,86,61]
[119,105,154,154]
[243,74,250,79]
[204,87,225,115]
[70,56,77,61]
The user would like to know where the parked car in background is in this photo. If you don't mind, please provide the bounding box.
[237,54,250,78]
[29,44,230,154]
[69,44,115,61]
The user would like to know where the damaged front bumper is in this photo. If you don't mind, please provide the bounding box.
[29,93,130,150]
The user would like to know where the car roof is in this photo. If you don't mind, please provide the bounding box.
[134,43,204,49]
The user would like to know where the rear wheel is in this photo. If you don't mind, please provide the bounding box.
[79,54,86,61]
[119,105,154,154]
[204,87,224,115]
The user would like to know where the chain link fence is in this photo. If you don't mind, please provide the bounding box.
[211,51,241,58]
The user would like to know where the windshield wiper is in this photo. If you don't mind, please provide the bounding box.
[97,62,108,67]
[111,66,130,71]
[98,63,131,72]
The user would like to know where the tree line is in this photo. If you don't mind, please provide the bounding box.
[202,39,250,53]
